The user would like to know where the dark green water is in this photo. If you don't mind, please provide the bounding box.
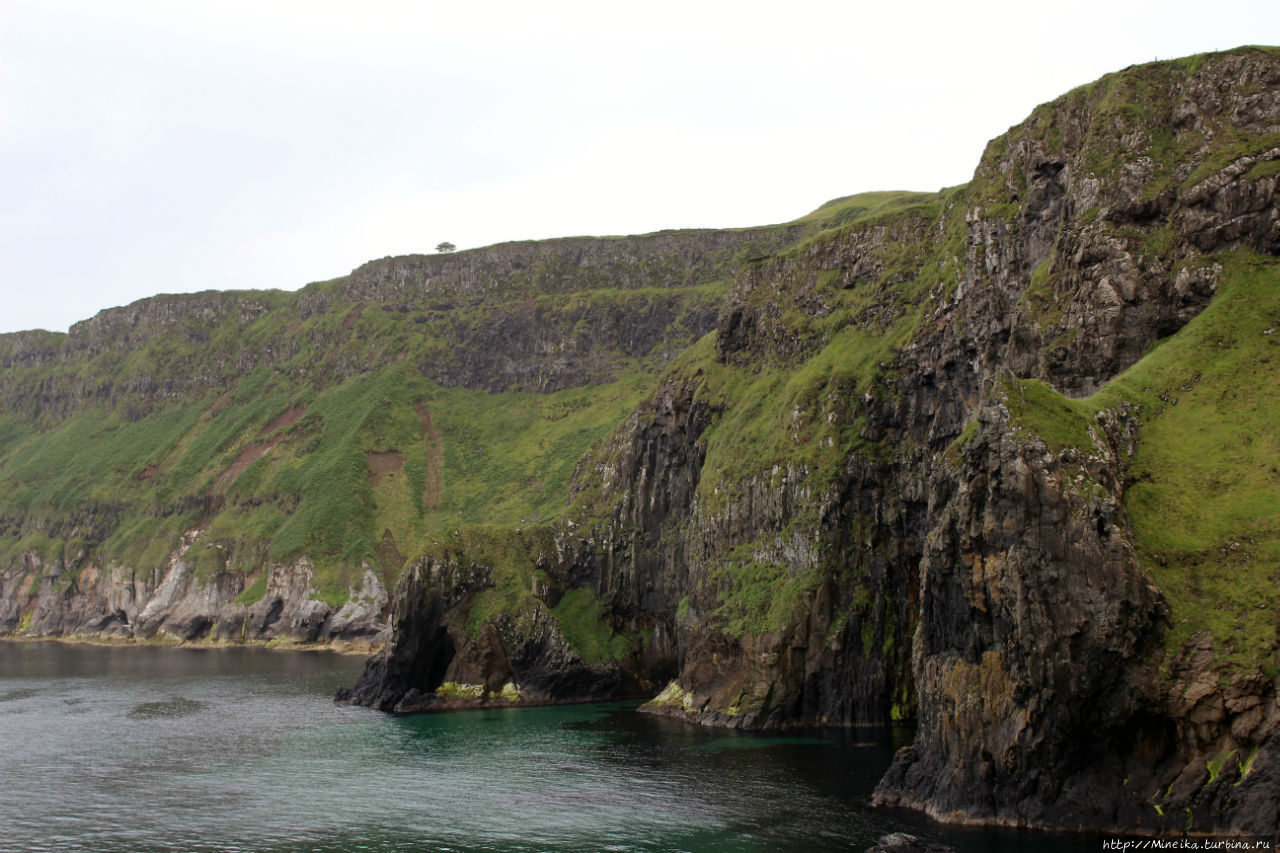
[0,642,1094,852]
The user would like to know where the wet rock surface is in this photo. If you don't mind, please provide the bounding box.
[864,833,956,853]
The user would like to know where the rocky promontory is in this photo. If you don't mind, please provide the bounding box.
[347,48,1280,837]
[3,46,1279,839]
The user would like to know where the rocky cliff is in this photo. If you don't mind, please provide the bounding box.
[346,48,1280,837]
[0,223,816,648]
[3,46,1279,839]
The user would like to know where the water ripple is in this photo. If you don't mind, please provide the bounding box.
[127,696,208,718]
[0,643,1095,853]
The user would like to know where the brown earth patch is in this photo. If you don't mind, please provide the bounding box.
[209,390,233,416]
[212,437,283,495]
[340,305,364,332]
[414,401,444,510]
[258,404,306,438]
[329,307,365,358]
[367,451,405,489]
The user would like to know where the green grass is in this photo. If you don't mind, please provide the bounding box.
[1005,253,1280,675]
[1179,131,1280,193]
[713,550,822,638]
[0,342,657,610]
[0,248,731,611]
[557,190,970,643]
[234,573,268,606]
[425,375,652,533]
[666,199,962,520]
[416,524,551,639]
[0,402,206,512]
[1244,158,1280,182]
[1004,378,1097,453]
[435,681,484,700]
[1236,746,1260,783]
[943,419,981,466]
[689,321,899,509]
[1206,749,1236,784]
[551,587,632,663]
[792,190,940,226]
[1020,259,1066,329]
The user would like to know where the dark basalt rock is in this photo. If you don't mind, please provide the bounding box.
[349,48,1280,838]
[344,549,629,713]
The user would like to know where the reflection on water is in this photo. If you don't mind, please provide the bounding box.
[0,642,1095,853]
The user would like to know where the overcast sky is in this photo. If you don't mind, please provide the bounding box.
[2,0,1276,334]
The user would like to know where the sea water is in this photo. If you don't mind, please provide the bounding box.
[0,642,1092,852]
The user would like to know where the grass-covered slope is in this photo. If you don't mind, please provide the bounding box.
[0,358,651,606]
[0,208,876,633]
[1007,252,1280,676]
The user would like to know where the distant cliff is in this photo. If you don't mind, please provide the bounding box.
[3,46,1280,839]
[0,222,818,647]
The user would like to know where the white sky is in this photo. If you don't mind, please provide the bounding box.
[2,0,1276,334]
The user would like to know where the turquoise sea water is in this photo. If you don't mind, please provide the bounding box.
[0,643,1093,852]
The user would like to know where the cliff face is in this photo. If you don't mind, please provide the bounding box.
[3,46,1279,838]
[0,224,812,649]
[347,48,1280,836]
[866,50,1280,835]
[4,226,800,418]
